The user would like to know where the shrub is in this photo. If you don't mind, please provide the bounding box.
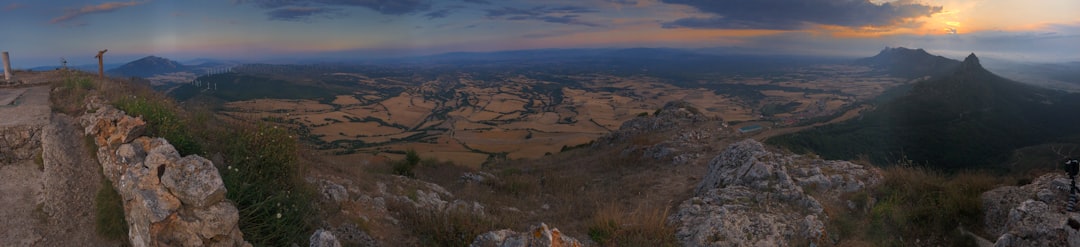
[219,123,314,246]
[393,149,421,177]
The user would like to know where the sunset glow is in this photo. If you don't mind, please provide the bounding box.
[0,0,1077,66]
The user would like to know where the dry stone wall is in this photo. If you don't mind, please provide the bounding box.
[80,103,249,247]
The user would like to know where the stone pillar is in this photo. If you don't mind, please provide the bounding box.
[2,52,12,82]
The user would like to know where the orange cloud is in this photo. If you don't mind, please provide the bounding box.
[50,1,147,24]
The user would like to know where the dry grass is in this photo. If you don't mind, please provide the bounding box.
[823,164,1002,246]
[587,203,678,247]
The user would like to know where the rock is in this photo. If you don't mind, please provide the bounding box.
[319,180,348,203]
[161,154,227,208]
[983,173,1080,246]
[669,139,881,247]
[310,229,342,247]
[470,222,583,247]
[79,105,249,247]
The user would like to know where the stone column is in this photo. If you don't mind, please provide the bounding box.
[2,52,12,82]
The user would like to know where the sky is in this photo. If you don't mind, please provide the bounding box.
[1,0,1078,67]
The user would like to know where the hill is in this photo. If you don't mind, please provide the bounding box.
[768,52,1080,170]
[107,56,188,77]
[855,47,960,79]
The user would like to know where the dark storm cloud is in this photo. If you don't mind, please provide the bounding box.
[238,0,432,15]
[485,5,600,27]
[266,6,344,21]
[660,0,942,30]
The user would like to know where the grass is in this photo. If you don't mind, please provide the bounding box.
[113,90,203,156]
[219,123,315,246]
[387,198,504,247]
[49,73,96,114]
[587,203,678,247]
[824,163,1001,246]
[51,72,316,245]
[95,174,129,243]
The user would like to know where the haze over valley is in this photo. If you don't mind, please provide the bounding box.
[3,0,1080,246]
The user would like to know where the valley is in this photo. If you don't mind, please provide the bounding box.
[163,57,906,167]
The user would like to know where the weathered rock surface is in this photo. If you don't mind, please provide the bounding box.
[81,104,249,247]
[0,125,42,163]
[598,101,726,165]
[669,139,881,246]
[310,229,343,247]
[470,222,583,247]
[982,173,1080,246]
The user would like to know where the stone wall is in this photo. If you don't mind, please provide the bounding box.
[0,125,41,164]
[80,104,249,247]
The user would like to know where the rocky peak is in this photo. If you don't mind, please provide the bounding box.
[962,53,983,70]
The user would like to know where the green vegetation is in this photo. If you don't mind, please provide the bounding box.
[824,164,1000,246]
[768,62,1080,170]
[392,149,421,177]
[114,95,203,156]
[53,71,315,245]
[95,175,129,242]
[219,123,314,246]
[760,102,801,116]
[50,73,97,114]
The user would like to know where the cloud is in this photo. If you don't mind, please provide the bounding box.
[423,9,453,19]
[267,6,345,21]
[604,0,637,5]
[4,3,26,11]
[50,1,147,24]
[485,5,600,27]
[462,0,491,4]
[660,0,942,30]
[239,0,431,15]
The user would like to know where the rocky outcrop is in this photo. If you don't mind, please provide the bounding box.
[598,101,726,165]
[470,222,582,247]
[81,104,248,247]
[0,125,41,164]
[982,173,1080,246]
[669,139,881,246]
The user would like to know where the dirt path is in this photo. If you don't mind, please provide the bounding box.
[0,85,119,246]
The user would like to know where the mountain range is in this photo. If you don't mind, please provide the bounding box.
[107,56,188,77]
[769,51,1080,170]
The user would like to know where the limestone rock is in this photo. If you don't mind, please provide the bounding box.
[310,229,343,247]
[161,154,227,208]
[79,105,249,247]
[669,139,881,246]
[319,179,348,203]
[470,223,582,247]
[982,173,1080,246]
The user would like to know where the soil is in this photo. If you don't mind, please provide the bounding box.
[0,84,120,246]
